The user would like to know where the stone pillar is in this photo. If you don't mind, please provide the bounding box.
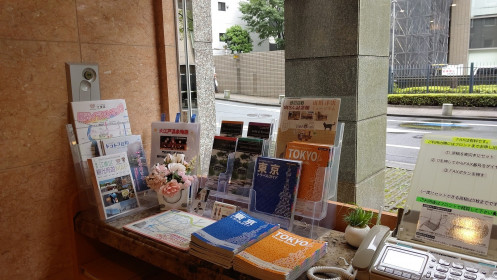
[192,0,217,175]
[285,0,390,208]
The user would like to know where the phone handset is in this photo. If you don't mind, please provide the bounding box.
[307,225,390,280]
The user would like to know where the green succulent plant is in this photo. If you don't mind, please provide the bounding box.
[343,206,374,228]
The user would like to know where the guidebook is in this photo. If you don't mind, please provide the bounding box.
[123,209,215,251]
[98,135,150,193]
[206,136,238,191]
[233,229,328,280]
[219,120,244,137]
[190,210,279,268]
[247,122,273,140]
[87,152,140,220]
[227,137,264,201]
[285,141,333,217]
[249,157,302,230]
[275,97,340,158]
[150,121,200,166]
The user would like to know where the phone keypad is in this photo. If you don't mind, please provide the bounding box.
[372,245,497,280]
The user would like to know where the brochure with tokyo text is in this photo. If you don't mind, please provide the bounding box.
[190,211,279,268]
[249,157,302,230]
[285,141,333,217]
[233,229,328,280]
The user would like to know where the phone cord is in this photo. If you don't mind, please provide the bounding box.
[307,265,356,280]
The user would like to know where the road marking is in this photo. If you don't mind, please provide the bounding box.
[387,128,431,134]
[216,101,280,112]
[387,144,420,150]
[388,119,497,127]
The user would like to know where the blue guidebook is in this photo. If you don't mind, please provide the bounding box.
[249,157,302,230]
[189,210,279,268]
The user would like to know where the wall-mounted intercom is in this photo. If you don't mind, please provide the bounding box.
[65,63,100,102]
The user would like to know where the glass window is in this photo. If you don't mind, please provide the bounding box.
[218,2,226,11]
[469,17,497,48]
[219,33,225,42]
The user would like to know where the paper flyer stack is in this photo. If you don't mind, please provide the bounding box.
[189,210,279,268]
[233,229,328,280]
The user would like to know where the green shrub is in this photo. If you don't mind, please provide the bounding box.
[388,94,497,107]
[394,85,497,94]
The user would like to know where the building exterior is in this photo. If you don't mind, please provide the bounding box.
[391,0,453,68]
[211,0,270,55]
[468,0,497,65]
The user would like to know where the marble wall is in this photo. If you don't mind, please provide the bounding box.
[0,1,176,278]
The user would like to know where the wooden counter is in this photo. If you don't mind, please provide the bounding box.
[74,206,358,280]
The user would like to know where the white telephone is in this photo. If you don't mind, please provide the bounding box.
[308,224,497,280]
[307,225,390,280]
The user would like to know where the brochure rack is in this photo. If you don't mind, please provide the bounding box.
[66,125,158,222]
[216,117,276,157]
[292,122,344,238]
[248,189,295,231]
[202,122,345,238]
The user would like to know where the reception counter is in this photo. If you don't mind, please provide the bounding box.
[73,206,358,279]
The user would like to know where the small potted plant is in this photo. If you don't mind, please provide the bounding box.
[343,205,374,247]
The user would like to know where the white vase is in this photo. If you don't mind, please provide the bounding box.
[157,188,189,211]
[344,225,370,247]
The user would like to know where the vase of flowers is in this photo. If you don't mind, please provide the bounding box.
[145,153,196,211]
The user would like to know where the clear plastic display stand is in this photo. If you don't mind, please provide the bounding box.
[66,124,158,222]
[292,122,345,239]
[396,135,497,261]
[248,189,295,231]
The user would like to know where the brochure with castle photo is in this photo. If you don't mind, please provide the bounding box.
[206,136,237,191]
[228,137,264,201]
[275,97,340,158]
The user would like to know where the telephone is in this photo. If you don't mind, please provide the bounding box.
[308,225,497,280]
[307,225,390,280]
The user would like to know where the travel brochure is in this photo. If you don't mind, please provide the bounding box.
[72,97,338,278]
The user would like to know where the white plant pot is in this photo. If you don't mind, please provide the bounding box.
[344,225,371,247]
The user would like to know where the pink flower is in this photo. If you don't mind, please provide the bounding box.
[159,179,182,197]
[145,174,162,191]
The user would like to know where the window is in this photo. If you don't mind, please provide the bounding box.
[469,17,497,48]
[484,17,496,26]
[219,33,226,42]
[218,2,226,11]
[484,39,494,48]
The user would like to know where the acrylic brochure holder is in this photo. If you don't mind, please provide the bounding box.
[396,135,497,262]
[292,122,344,238]
[248,189,294,231]
[66,124,158,222]
[216,116,276,157]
